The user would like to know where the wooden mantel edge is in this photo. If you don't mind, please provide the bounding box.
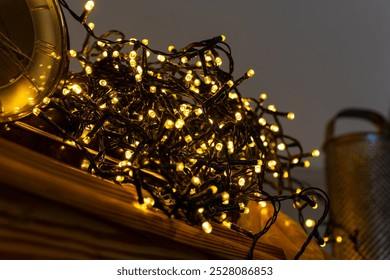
[0,137,286,259]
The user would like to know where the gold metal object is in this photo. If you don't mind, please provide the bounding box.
[0,0,68,123]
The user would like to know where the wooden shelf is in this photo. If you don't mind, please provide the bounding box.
[0,137,287,259]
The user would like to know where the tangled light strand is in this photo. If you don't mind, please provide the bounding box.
[34,1,329,259]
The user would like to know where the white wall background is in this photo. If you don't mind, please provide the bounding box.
[64,0,390,189]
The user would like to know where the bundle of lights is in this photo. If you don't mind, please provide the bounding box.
[34,1,329,259]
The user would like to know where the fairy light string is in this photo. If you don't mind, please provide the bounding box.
[36,1,330,259]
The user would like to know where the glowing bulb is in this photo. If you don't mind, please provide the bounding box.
[238,177,246,187]
[204,76,212,84]
[304,160,311,168]
[270,124,279,132]
[135,74,142,82]
[267,160,277,168]
[191,176,201,186]
[87,22,95,30]
[168,45,175,52]
[115,175,124,183]
[222,221,232,228]
[141,39,149,46]
[211,84,218,93]
[176,162,184,172]
[312,149,321,157]
[221,34,226,41]
[224,81,233,88]
[209,185,218,194]
[184,135,193,143]
[85,65,93,74]
[148,110,157,118]
[305,218,315,228]
[246,69,255,77]
[157,55,166,62]
[268,104,276,112]
[62,88,70,96]
[83,136,91,144]
[124,150,133,160]
[229,92,238,99]
[69,49,77,57]
[150,86,157,93]
[258,118,267,126]
[84,1,95,11]
[185,73,193,82]
[72,84,82,94]
[259,201,267,208]
[215,142,223,151]
[215,57,222,66]
[32,107,40,116]
[144,197,155,207]
[277,143,286,151]
[112,50,120,58]
[130,59,137,67]
[255,165,262,173]
[194,108,203,116]
[202,221,212,234]
[42,97,51,105]
[175,118,185,129]
[99,79,107,87]
[259,93,267,100]
[221,192,229,204]
[292,158,299,164]
[181,56,188,64]
[336,236,343,243]
[287,112,295,120]
[129,50,137,59]
[80,159,90,170]
[235,112,242,121]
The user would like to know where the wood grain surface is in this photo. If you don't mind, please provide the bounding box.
[0,138,286,259]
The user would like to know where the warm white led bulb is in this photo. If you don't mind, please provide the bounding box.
[202,221,212,233]
[148,110,156,118]
[235,112,242,121]
[287,112,295,120]
[312,149,321,157]
[184,135,193,143]
[259,93,267,100]
[258,118,266,126]
[238,177,246,187]
[175,118,185,129]
[84,1,95,12]
[191,176,201,186]
[305,218,315,228]
[246,69,255,77]
[157,55,166,62]
[69,49,77,57]
[277,143,286,151]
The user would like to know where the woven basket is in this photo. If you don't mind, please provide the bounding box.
[324,108,390,259]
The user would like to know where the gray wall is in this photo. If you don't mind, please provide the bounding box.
[64,0,390,188]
